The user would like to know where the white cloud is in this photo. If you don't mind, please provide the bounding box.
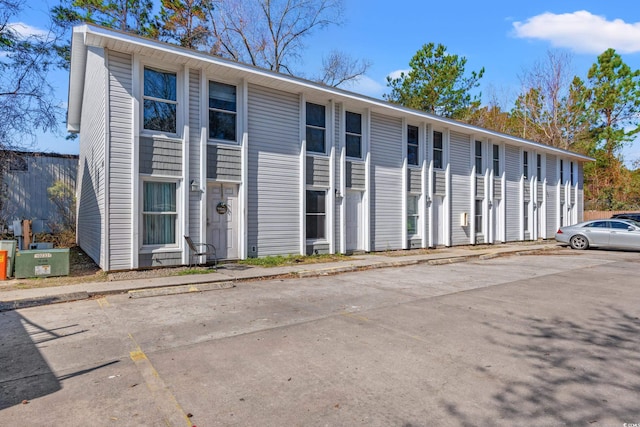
[387,69,410,81]
[513,11,640,54]
[347,75,386,99]
[7,22,49,39]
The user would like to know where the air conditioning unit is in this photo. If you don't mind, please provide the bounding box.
[460,212,469,227]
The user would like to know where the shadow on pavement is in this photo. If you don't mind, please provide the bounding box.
[0,311,118,410]
[442,305,640,425]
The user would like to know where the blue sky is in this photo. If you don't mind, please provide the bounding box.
[13,0,640,164]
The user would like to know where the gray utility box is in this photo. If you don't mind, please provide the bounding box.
[14,249,70,279]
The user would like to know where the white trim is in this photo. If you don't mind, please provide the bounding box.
[469,135,476,245]
[339,104,346,254]
[401,118,408,249]
[139,60,183,139]
[240,78,249,259]
[103,47,111,271]
[363,108,371,252]
[206,78,241,145]
[199,69,208,252]
[131,53,140,269]
[426,124,433,248]
[328,99,336,254]
[181,65,190,265]
[421,123,429,249]
[139,177,182,251]
[444,128,451,247]
[300,93,307,255]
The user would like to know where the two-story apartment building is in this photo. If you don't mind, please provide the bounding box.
[67,24,590,271]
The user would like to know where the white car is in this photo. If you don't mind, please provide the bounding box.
[555,219,640,250]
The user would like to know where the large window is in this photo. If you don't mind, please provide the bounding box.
[306,103,326,153]
[306,190,326,240]
[475,199,483,234]
[493,144,500,176]
[475,140,483,174]
[523,151,529,179]
[346,111,362,158]
[537,154,542,181]
[209,81,237,141]
[142,181,178,246]
[407,125,419,166]
[143,67,177,133]
[433,131,443,169]
[407,195,419,235]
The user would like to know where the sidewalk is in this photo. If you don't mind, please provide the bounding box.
[0,242,559,311]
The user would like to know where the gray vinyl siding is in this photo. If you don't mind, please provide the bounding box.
[347,161,366,189]
[537,182,543,203]
[475,176,484,198]
[408,168,421,193]
[188,69,201,242]
[139,137,182,176]
[1,154,78,224]
[494,177,502,199]
[247,84,299,256]
[505,145,520,241]
[139,251,182,268]
[306,156,330,187]
[76,46,106,268]
[107,50,133,270]
[450,131,471,245]
[433,170,446,195]
[370,113,403,251]
[207,145,241,181]
[546,154,558,236]
[524,182,531,201]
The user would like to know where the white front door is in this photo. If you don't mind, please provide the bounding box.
[207,183,238,260]
[346,191,362,251]
[433,196,445,246]
[493,199,502,243]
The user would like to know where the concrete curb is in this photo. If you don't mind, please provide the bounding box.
[0,244,560,311]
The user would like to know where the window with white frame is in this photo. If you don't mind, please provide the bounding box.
[523,151,529,179]
[537,154,542,181]
[523,201,529,232]
[143,67,177,134]
[475,199,483,234]
[433,131,443,169]
[306,190,326,240]
[407,125,419,166]
[570,161,575,185]
[209,81,237,142]
[475,140,483,174]
[560,160,564,183]
[142,181,178,246]
[407,195,419,236]
[492,144,500,175]
[306,103,326,154]
[346,111,362,158]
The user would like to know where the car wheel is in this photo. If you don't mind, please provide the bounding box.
[570,235,589,250]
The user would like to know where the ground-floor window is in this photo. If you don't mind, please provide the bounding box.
[475,199,483,234]
[142,180,178,246]
[523,201,529,232]
[407,195,419,236]
[306,189,326,240]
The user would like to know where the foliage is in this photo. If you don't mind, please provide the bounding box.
[238,253,349,267]
[0,1,62,152]
[384,43,484,119]
[315,50,370,88]
[47,180,76,232]
[151,0,213,50]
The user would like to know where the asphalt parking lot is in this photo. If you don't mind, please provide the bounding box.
[1,248,639,426]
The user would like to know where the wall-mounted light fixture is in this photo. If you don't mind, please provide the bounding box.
[488,200,493,209]
[335,189,343,201]
[190,179,203,193]
[425,195,432,206]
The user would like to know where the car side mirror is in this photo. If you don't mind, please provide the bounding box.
[628,226,637,231]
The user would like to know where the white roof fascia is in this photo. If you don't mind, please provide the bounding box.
[70,24,593,162]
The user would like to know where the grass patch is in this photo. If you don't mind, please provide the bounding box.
[238,253,350,268]
[172,268,216,276]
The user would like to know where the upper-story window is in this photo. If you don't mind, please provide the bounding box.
[475,140,483,174]
[306,103,326,154]
[407,125,419,166]
[560,160,564,183]
[143,67,177,134]
[523,151,529,179]
[433,131,443,169]
[492,144,500,176]
[537,154,542,181]
[209,81,237,142]
[570,161,575,185]
[346,111,362,158]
